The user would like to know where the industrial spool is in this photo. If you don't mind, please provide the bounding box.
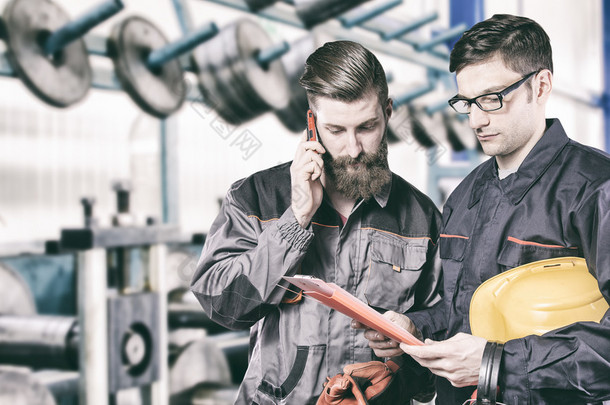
[0,0,123,107]
[192,18,291,125]
[275,32,333,133]
[108,16,187,118]
[108,12,223,119]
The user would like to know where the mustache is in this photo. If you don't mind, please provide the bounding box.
[331,152,379,166]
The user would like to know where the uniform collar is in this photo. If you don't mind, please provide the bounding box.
[372,172,392,208]
[468,118,570,208]
[352,172,392,210]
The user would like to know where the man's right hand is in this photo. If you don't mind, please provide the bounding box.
[290,130,326,228]
[352,311,423,358]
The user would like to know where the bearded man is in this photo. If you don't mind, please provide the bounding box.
[190,40,442,405]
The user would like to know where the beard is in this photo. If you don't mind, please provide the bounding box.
[322,135,391,201]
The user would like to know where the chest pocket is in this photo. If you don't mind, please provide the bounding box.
[364,235,428,313]
[497,236,582,270]
[439,234,469,297]
[439,235,468,261]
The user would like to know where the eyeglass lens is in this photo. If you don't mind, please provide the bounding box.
[451,94,502,113]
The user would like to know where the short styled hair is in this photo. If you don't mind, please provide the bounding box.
[450,14,553,76]
[299,40,389,110]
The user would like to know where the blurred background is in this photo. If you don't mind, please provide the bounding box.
[0,0,605,404]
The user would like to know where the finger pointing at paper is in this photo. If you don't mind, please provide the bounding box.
[400,333,486,388]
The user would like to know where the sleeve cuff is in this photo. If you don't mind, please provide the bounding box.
[276,208,314,252]
[407,302,447,341]
[498,338,530,403]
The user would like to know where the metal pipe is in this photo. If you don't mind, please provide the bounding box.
[338,0,402,28]
[77,248,109,405]
[381,12,438,41]
[43,0,124,55]
[0,315,78,369]
[354,13,451,60]
[322,24,449,72]
[147,244,169,405]
[415,23,468,52]
[256,41,290,68]
[197,0,452,68]
[0,301,216,367]
[146,22,219,71]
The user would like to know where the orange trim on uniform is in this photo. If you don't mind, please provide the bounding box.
[440,233,470,240]
[312,222,340,228]
[281,290,303,304]
[247,215,279,223]
[507,236,579,249]
[360,227,435,245]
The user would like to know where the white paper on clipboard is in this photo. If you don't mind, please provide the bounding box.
[282,275,423,346]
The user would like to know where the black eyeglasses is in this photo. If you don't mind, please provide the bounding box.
[448,71,538,114]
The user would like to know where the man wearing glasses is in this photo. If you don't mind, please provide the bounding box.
[360,14,610,404]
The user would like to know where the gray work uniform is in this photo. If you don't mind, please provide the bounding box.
[409,119,610,404]
[191,162,442,404]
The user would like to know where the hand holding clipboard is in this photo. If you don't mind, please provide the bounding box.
[283,275,423,346]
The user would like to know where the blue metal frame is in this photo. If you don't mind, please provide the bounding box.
[449,0,484,49]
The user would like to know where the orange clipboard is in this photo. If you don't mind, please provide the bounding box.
[282,275,423,346]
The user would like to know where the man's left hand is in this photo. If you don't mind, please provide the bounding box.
[400,333,487,388]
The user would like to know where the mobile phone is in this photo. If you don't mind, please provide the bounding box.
[307,109,317,142]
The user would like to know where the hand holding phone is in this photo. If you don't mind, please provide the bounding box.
[290,109,324,228]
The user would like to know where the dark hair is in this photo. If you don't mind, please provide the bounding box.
[450,14,553,76]
[299,40,389,109]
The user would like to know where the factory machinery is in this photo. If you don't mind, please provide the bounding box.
[0,0,478,403]
[0,182,250,405]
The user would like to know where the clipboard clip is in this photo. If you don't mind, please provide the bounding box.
[283,275,335,298]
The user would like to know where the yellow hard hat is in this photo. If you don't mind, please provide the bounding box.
[470,257,609,343]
